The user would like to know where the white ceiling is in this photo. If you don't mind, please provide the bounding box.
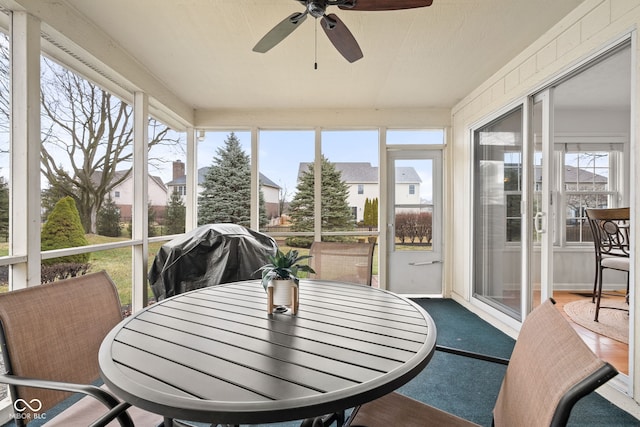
[52,0,586,114]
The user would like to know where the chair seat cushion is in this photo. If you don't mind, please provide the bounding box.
[601,256,630,271]
[350,392,479,427]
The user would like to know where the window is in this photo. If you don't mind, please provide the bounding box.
[409,185,415,195]
[559,146,622,243]
[148,123,186,237]
[496,143,623,245]
[472,106,523,317]
[321,130,379,235]
[386,129,444,145]
[259,130,315,234]
[504,152,523,243]
[114,191,120,198]
[197,130,252,227]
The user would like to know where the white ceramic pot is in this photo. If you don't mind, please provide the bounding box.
[270,278,296,307]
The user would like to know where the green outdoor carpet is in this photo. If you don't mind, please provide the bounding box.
[6,299,638,427]
[252,298,639,427]
[401,298,639,427]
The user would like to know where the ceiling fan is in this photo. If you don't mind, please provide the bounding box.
[253,0,434,63]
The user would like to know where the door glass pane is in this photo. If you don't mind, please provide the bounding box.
[387,129,444,145]
[393,160,433,252]
[473,107,523,319]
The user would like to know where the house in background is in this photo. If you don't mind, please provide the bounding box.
[166,161,281,222]
[297,162,421,222]
[93,171,168,223]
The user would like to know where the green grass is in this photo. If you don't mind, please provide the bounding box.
[0,234,381,305]
[84,235,164,306]
[0,236,164,305]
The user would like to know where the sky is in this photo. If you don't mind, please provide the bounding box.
[195,129,442,202]
[0,126,442,203]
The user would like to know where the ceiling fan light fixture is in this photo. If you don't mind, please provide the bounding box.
[307,1,327,18]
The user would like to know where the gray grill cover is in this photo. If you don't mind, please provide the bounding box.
[149,224,277,300]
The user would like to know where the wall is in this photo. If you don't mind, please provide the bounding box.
[449,0,640,404]
[347,183,377,223]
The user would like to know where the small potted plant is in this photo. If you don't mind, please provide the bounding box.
[256,249,315,308]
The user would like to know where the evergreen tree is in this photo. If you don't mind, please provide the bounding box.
[97,195,121,237]
[286,156,354,247]
[41,177,77,224]
[148,203,157,237]
[363,198,372,228]
[198,132,266,226]
[363,197,378,230]
[41,196,90,265]
[372,197,379,228]
[165,189,186,234]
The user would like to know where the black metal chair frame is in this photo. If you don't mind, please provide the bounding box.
[586,207,630,322]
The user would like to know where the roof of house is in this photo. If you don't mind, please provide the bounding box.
[91,170,167,191]
[166,167,280,189]
[533,165,608,183]
[297,162,421,184]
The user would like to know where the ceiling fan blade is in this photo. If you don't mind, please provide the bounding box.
[253,13,307,53]
[339,0,433,11]
[321,14,363,63]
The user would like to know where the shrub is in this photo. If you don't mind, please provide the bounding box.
[97,196,122,237]
[41,196,90,265]
[41,263,90,284]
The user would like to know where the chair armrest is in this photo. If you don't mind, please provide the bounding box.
[0,373,133,427]
[435,345,510,365]
[89,401,133,427]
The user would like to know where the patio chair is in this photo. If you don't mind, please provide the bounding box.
[586,207,630,322]
[346,299,618,427]
[0,271,162,426]
[308,241,375,286]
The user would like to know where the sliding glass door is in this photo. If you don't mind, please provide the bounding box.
[472,107,524,320]
[473,43,631,332]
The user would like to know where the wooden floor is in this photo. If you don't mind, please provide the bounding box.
[553,291,628,375]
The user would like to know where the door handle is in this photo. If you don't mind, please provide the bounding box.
[534,212,545,234]
[409,260,441,266]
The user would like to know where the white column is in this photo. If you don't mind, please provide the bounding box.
[378,127,387,290]
[251,127,259,230]
[131,92,148,312]
[314,128,322,242]
[10,12,41,289]
[185,127,197,231]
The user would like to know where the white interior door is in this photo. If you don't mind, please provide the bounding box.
[386,149,442,294]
